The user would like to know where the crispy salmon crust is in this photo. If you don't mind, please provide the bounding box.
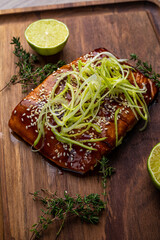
[9,48,158,173]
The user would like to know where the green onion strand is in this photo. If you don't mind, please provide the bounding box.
[114,108,120,147]
[34,51,149,150]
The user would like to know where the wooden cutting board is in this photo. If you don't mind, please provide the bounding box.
[0,1,160,239]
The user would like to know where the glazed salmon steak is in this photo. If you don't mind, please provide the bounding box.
[9,48,158,173]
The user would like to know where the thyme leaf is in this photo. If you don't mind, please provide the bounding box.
[130,53,160,87]
[29,189,105,240]
[0,37,65,93]
[99,156,115,196]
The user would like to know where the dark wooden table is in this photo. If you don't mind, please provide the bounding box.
[0,0,160,239]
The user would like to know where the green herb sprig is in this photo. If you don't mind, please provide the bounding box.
[99,156,115,196]
[30,189,105,240]
[130,54,160,87]
[0,37,65,93]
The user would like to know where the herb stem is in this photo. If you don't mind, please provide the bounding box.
[0,37,65,93]
[130,53,160,87]
[30,191,105,239]
[99,156,115,196]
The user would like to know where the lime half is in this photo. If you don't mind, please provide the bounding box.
[147,143,160,190]
[25,19,69,56]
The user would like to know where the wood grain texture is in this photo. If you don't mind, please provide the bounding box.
[0,0,143,10]
[0,182,4,239]
[0,0,94,10]
[0,1,160,240]
[0,0,160,15]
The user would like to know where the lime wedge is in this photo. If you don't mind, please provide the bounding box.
[147,143,160,190]
[25,19,69,56]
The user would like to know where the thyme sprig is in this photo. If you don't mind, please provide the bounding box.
[0,37,65,93]
[130,54,160,87]
[99,156,115,196]
[30,189,105,240]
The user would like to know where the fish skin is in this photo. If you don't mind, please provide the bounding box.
[8,48,158,173]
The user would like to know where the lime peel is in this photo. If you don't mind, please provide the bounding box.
[147,143,160,190]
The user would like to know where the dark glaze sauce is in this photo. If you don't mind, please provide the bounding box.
[8,48,158,173]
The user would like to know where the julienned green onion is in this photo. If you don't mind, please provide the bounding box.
[34,51,149,151]
[114,108,120,147]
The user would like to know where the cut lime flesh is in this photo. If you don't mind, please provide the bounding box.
[147,143,160,190]
[25,19,69,56]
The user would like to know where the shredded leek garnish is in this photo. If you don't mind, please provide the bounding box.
[114,108,120,147]
[34,51,149,150]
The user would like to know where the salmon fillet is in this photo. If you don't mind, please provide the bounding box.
[9,48,158,173]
